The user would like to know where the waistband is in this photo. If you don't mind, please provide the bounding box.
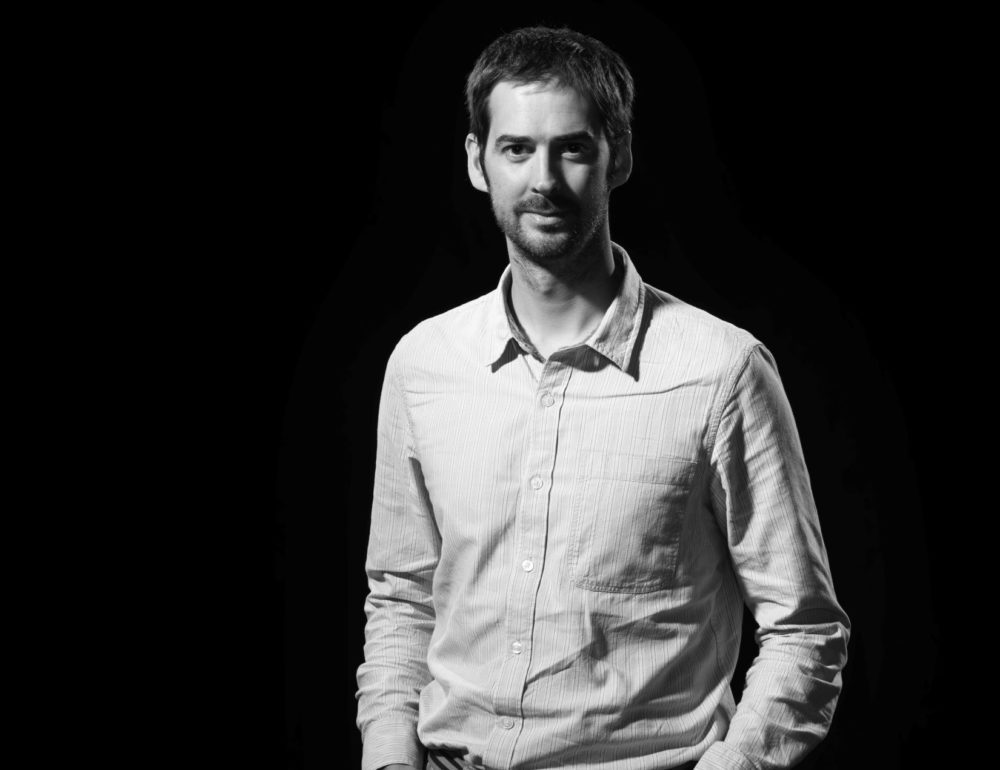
[425,748,698,770]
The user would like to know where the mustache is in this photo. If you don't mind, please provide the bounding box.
[515,197,575,215]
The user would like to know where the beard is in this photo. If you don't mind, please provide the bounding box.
[489,186,610,269]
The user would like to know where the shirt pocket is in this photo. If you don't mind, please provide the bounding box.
[568,449,697,593]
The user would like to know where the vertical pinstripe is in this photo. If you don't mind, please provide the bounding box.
[356,243,850,770]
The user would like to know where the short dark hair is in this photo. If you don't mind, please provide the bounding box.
[465,26,635,167]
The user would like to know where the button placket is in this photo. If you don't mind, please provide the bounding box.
[489,360,574,762]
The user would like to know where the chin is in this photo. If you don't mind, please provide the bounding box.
[516,234,579,262]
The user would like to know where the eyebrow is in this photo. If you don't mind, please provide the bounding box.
[493,131,596,148]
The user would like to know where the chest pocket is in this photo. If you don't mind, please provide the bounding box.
[568,449,697,593]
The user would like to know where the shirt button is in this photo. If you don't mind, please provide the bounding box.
[521,559,534,572]
[540,392,554,407]
[530,476,543,490]
[500,717,515,729]
[511,641,523,654]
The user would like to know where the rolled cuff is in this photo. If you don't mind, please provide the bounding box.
[695,740,758,770]
[361,717,425,770]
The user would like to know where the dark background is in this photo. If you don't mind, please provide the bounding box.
[151,3,969,768]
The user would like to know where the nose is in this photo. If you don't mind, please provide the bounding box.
[530,146,561,196]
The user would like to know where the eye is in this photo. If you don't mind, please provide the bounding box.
[564,142,589,157]
[503,143,530,158]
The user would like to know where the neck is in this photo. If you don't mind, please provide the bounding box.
[507,230,620,357]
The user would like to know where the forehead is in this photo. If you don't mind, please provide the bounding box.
[486,80,603,140]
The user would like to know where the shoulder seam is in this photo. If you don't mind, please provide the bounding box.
[391,332,418,456]
[705,341,763,464]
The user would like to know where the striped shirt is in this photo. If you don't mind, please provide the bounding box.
[356,242,850,770]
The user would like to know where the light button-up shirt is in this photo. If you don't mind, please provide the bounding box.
[356,242,851,770]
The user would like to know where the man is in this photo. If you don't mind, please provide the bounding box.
[356,26,850,770]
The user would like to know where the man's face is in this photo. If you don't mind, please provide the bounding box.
[468,80,623,267]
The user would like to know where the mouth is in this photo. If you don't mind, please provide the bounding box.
[522,209,569,219]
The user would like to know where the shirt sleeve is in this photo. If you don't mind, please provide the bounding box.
[355,336,441,770]
[698,343,851,770]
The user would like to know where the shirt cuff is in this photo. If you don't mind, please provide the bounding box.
[694,741,758,770]
[361,717,425,770]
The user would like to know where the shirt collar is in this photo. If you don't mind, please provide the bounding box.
[480,241,646,375]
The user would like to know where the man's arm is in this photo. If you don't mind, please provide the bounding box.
[356,337,440,770]
[699,343,851,770]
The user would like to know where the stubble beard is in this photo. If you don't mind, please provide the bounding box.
[489,188,611,279]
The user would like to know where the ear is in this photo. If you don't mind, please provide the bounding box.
[465,133,490,193]
[608,131,633,191]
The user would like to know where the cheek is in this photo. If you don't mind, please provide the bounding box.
[580,176,611,204]
[489,175,523,203]
[567,166,606,195]
[488,186,518,217]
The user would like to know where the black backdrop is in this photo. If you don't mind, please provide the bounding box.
[160,3,967,768]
